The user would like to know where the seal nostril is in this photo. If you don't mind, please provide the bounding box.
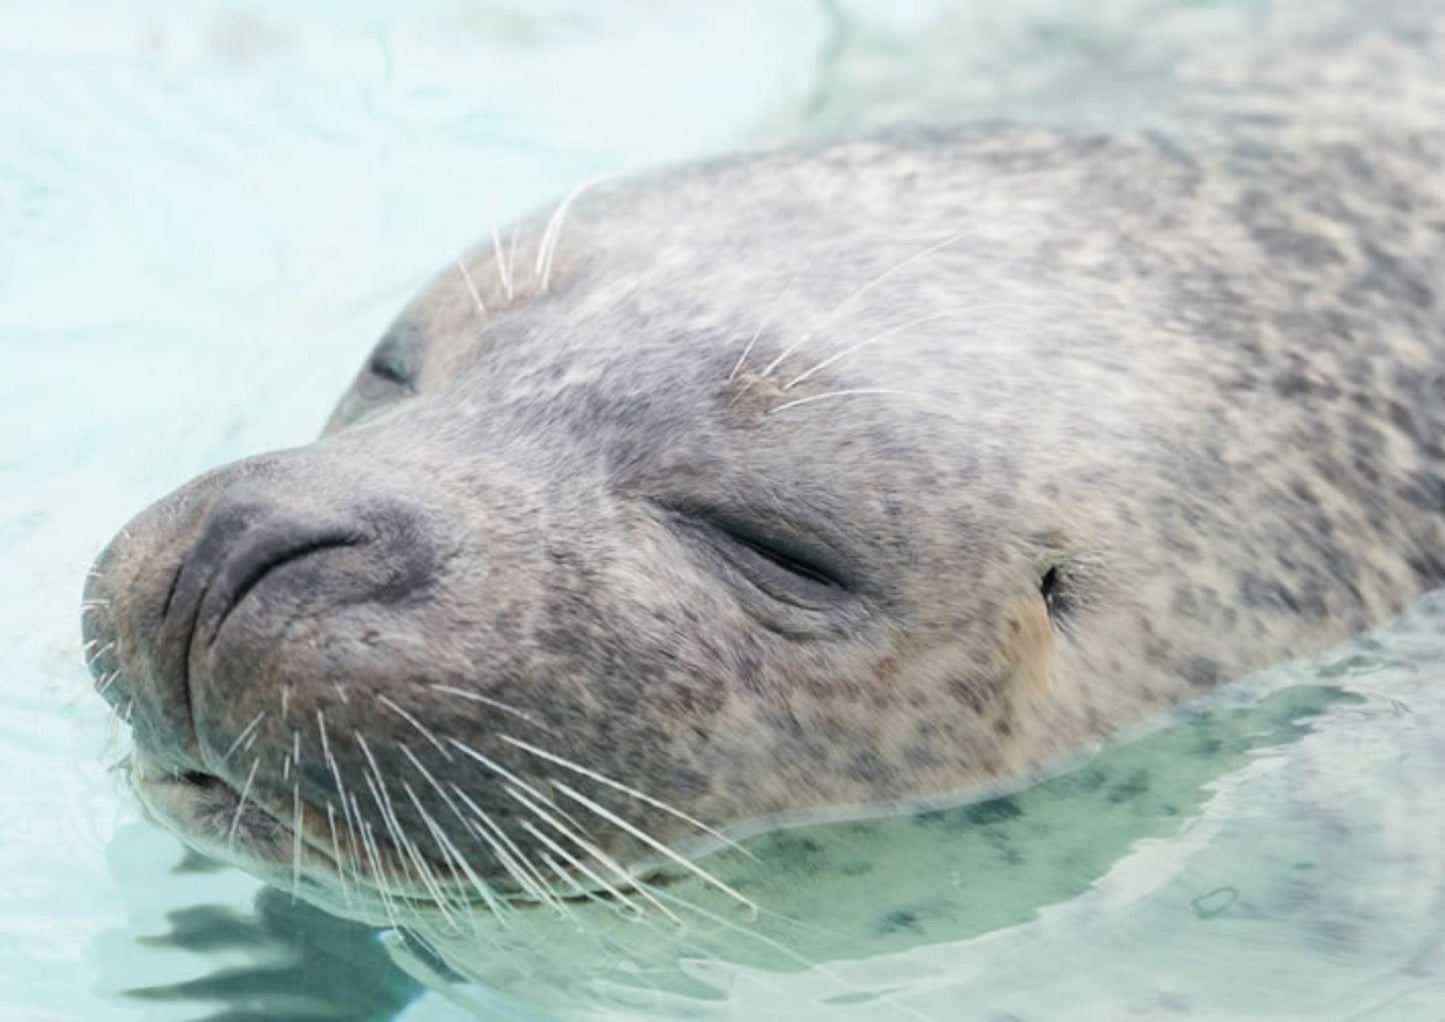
[206,531,366,647]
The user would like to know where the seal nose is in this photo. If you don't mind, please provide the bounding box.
[175,494,366,654]
[83,454,449,776]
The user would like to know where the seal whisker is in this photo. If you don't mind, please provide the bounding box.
[324,801,354,909]
[427,685,549,731]
[317,711,366,882]
[221,711,266,763]
[783,311,962,390]
[456,260,486,316]
[355,733,458,922]
[445,781,573,917]
[350,797,403,929]
[536,176,603,292]
[96,669,121,696]
[380,694,455,761]
[728,276,799,383]
[226,756,260,851]
[291,782,304,903]
[549,779,758,917]
[499,733,759,862]
[759,227,978,378]
[515,816,649,922]
[361,763,461,930]
[397,778,511,925]
[509,781,684,926]
[488,198,514,302]
[445,736,554,808]
[767,387,959,418]
[395,743,536,914]
[506,226,519,295]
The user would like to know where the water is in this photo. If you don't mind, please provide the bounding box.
[2,1,1441,1019]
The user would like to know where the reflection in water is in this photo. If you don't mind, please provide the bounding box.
[125,877,423,1021]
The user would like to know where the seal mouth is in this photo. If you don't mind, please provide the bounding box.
[126,750,658,919]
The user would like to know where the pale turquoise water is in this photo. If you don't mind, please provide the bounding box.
[2,2,1442,1019]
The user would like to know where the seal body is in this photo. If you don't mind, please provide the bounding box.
[82,3,1445,926]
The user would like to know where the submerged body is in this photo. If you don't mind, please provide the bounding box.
[83,0,1444,943]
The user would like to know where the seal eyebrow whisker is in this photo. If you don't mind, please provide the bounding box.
[549,779,759,917]
[221,716,267,763]
[225,756,260,851]
[427,685,548,731]
[456,260,486,316]
[487,197,514,303]
[759,227,978,379]
[536,175,604,292]
[767,387,962,419]
[380,694,455,761]
[499,733,760,863]
[728,275,799,383]
[783,312,956,390]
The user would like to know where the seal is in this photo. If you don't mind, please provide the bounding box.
[81,0,1444,949]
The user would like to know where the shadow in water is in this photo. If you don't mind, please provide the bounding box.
[125,876,427,1022]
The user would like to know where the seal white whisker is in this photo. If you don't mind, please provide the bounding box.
[324,801,354,908]
[360,762,460,931]
[79,599,109,610]
[317,711,365,880]
[427,685,548,731]
[380,694,454,761]
[226,756,260,851]
[488,198,513,302]
[515,816,648,922]
[291,782,303,902]
[221,711,266,763]
[766,387,963,419]
[96,670,121,696]
[445,736,554,808]
[783,312,958,389]
[456,260,486,316]
[280,682,291,721]
[536,176,603,292]
[728,276,799,383]
[359,737,482,931]
[398,778,511,925]
[446,781,572,917]
[759,227,978,378]
[394,740,556,914]
[550,780,757,918]
[510,780,684,926]
[351,799,403,929]
[499,733,759,862]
